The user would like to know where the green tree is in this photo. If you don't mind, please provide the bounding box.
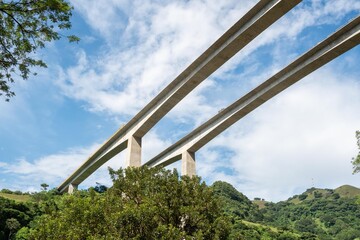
[352,130,360,174]
[295,217,318,234]
[0,196,39,239]
[0,0,79,101]
[93,182,108,193]
[336,228,360,240]
[28,167,230,239]
[298,194,307,201]
[6,218,20,240]
[15,227,30,240]
[40,183,49,191]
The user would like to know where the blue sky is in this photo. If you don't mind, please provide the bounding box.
[0,0,360,202]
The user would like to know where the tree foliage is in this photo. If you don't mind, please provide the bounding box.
[0,196,39,240]
[352,130,360,174]
[261,189,360,239]
[40,183,49,191]
[93,182,108,193]
[2,172,360,239]
[0,0,79,101]
[28,167,230,239]
[212,181,262,222]
[6,218,21,239]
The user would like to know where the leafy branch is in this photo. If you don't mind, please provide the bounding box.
[0,0,79,101]
[352,130,360,174]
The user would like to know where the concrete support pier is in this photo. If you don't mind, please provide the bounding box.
[182,151,196,177]
[125,136,142,167]
[68,183,78,194]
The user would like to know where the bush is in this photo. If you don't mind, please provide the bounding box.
[298,194,308,201]
[1,189,13,194]
[314,191,323,198]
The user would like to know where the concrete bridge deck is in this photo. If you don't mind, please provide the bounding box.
[58,0,300,193]
[145,16,360,175]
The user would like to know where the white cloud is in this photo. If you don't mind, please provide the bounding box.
[70,0,130,39]
[58,0,254,119]
[142,131,172,160]
[0,162,7,168]
[0,144,100,190]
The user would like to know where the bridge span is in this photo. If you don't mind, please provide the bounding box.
[58,1,360,194]
[145,16,360,174]
[58,0,301,193]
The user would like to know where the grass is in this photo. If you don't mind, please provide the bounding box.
[252,199,267,209]
[242,220,279,232]
[0,192,32,202]
[335,185,360,198]
[242,220,300,237]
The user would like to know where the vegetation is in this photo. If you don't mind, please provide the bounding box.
[0,191,31,202]
[27,167,230,239]
[352,130,360,174]
[212,181,262,222]
[261,186,360,240]
[1,167,360,239]
[0,0,79,101]
[0,195,39,239]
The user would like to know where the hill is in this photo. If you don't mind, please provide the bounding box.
[212,181,261,221]
[335,184,360,198]
[260,186,360,239]
[212,181,316,239]
[286,185,360,204]
[212,182,360,239]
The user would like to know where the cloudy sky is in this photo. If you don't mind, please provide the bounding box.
[1,0,360,202]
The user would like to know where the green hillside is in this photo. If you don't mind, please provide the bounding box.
[1,172,360,240]
[260,186,360,239]
[0,193,31,202]
[252,199,267,209]
[335,185,360,198]
[212,181,317,239]
[286,185,360,204]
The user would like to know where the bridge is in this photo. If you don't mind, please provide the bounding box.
[58,0,360,193]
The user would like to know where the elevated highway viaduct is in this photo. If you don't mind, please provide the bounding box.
[58,1,360,194]
[58,0,301,193]
[145,16,360,174]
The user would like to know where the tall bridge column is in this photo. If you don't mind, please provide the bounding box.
[182,151,196,177]
[125,136,142,167]
[68,183,78,194]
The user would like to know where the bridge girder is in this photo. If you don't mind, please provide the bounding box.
[58,0,301,193]
[145,16,360,170]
